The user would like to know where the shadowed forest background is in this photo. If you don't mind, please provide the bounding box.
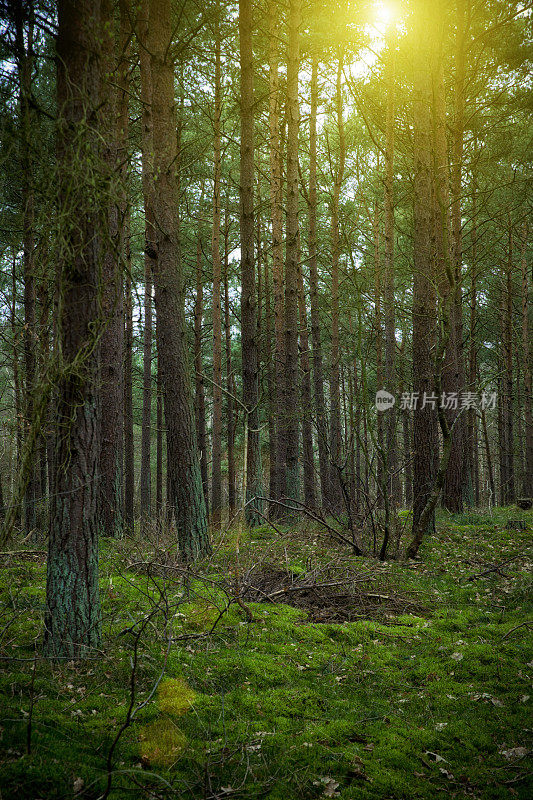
[0,0,531,798]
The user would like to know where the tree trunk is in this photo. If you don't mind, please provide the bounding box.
[268,1,285,509]
[99,0,124,538]
[452,0,469,506]
[156,379,163,527]
[432,30,463,513]
[139,0,154,532]
[353,359,362,514]
[501,226,515,503]
[224,226,236,517]
[211,19,223,528]
[308,55,330,511]
[15,2,38,539]
[194,236,209,507]
[283,0,301,510]
[410,0,438,546]
[383,32,399,508]
[329,49,345,514]
[149,0,209,559]
[398,336,413,507]
[519,222,533,497]
[374,198,384,508]
[124,268,134,535]
[239,0,263,525]
[11,251,22,528]
[408,2,460,555]
[467,151,479,505]
[264,225,277,509]
[481,398,495,504]
[43,0,103,658]
[297,233,317,509]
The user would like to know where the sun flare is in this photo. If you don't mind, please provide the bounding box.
[374,0,396,29]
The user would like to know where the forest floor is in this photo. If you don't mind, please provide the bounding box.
[0,506,532,800]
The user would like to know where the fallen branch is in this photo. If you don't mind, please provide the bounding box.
[501,621,533,640]
[254,496,360,551]
[466,549,531,581]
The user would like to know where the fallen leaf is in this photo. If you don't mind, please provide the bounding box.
[499,746,528,760]
[425,751,448,763]
[439,768,455,780]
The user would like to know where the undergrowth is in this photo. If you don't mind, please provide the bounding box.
[0,506,531,799]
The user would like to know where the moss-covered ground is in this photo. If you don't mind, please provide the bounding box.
[0,506,531,799]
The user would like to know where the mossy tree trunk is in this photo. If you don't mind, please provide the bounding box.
[43,0,103,659]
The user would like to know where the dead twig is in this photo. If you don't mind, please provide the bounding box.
[466,548,532,581]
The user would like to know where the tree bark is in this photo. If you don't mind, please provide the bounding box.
[98,0,125,538]
[264,224,277,508]
[307,55,330,511]
[411,0,438,545]
[383,31,399,508]
[211,18,223,528]
[156,378,163,528]
[451,0,469,507]
[398,336,413,507]
[124,268,134,534]
[283,0,302,510]
[224,226,237,517]
[500,226,515,503]
[239,0,263,525]
[11,251,22,528]
[432,20,463,513]
[268,1,285,509]
[374,198,384,507]
[297,233,317,509]
[519,222,533,497]
[44,0,103,658]
[328,49,345,514]
[194,236,209,507]
[408,1,461,555]
[467,148,479,505]
[149,0,209,559]
[139,0,154,531]
[15,2,38,539]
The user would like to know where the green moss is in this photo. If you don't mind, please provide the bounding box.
[0,513,532,798]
